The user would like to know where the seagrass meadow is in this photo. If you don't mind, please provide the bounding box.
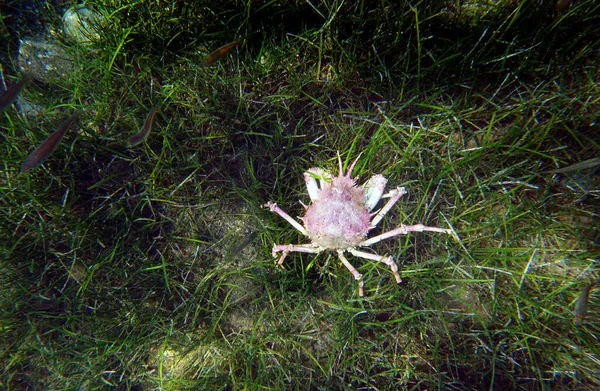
[1,1,599,390]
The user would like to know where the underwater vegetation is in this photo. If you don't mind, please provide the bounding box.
[0,0,599,390]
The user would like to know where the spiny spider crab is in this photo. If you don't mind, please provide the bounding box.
[266,154,452,297]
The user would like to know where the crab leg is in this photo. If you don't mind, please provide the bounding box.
[337,250,365,296]
[361,223,452,246]
[370,186,408,228]
[272,243,320,266]
[348,249,401,284]
[265,201,307,235]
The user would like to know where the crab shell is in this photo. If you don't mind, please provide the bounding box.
[300,163,388,249]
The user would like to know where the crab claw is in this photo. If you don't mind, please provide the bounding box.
[362,174,388,211]
[304,168,333,201]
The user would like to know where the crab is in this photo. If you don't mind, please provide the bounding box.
[265,154,452,297]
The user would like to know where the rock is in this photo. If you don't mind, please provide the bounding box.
[63,6,106,45]
[18,39,73,82]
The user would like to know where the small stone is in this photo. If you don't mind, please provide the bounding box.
[63,6,106,45]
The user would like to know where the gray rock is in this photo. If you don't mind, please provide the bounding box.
[18,39,73,82]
